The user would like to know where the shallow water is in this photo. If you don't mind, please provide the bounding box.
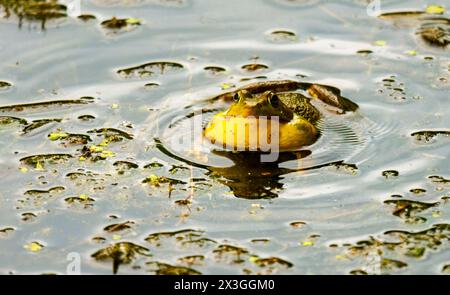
[0,0,449,275]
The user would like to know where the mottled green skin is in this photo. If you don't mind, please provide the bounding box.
[277,92,321,124]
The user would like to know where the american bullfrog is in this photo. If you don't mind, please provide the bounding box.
[204,80,358,152]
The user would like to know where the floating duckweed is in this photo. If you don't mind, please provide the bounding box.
[92,242,150,274]
[24,241,44,253]
[425,5,445,15]
[147,262,201,275]
[48,131,68,141]
[406,50,417,56]
[302,240,314,246]
[99,150,115,159]
[373,40,387,46]
[382,170,399,178]
[89,145,104,153]
[241,64,269,72]
[112,234,122,241]
[111,103,119,109]
[220,83,235,90]
[117,61,184,79]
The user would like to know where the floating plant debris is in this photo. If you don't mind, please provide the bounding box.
[411,130,450,143]
[104,221,135,233]
[0,97,93,114]
[382,170,399,178]
[341,224,450,273]
[0,81,12,89]
[0,0,67,29]
[268,29,297,42]
[252,257,293,268]
[20,153,72,168]
[177,255,205,266]
[213,244,250,264]
[0,116,27,126]
[417,22,450,47]
[241,63,269,72]
[24,241,44,253]
[384,199,439,222]
[0,227,15,236]
[22,119,61,134]
[117,61,184,79]
[147,262,201,275]
[203,66,227,75]
[77,14,96,22]
[101,17,141,30]
[92,242,150,274]
[428,175,450,184]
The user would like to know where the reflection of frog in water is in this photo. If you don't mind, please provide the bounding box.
[207,150,311,199]
[204,80,358,151]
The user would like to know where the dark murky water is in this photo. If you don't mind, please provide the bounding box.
[0,0,449,274]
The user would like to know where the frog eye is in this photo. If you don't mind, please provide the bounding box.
[233,93,240,102]
[269,94,279,107]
